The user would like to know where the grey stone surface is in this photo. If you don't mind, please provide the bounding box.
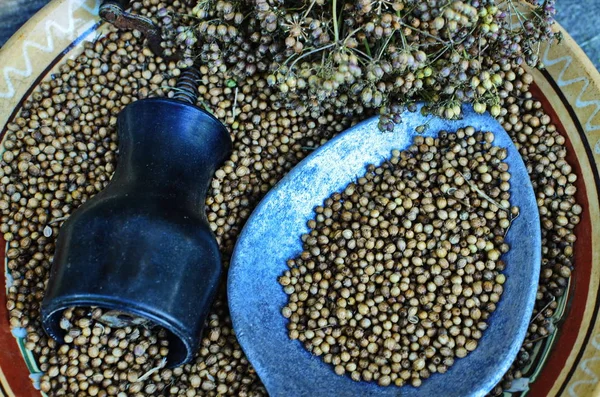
[0,0,50,48]
[556,0,600,69]
[228,104,541,397]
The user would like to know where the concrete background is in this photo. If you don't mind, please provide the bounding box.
[0,0,599,70]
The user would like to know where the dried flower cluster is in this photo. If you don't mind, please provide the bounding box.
[280,128,516,386]
[181,0,559,130]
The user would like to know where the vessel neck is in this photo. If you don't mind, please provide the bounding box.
[111,98,231,209]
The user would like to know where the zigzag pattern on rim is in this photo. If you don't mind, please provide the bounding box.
[542,43,600,396]
[542,45,600,156]
[568,333,600,397]
[0,0,99,99]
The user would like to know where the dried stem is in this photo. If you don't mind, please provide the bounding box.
[137,357,167,382]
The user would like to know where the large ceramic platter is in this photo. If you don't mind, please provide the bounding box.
[0,0,599,396]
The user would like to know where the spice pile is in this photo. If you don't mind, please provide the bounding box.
[280,129,516,387]
[490,84,581,396]
[38,307,170,395]
[0,0,582,395]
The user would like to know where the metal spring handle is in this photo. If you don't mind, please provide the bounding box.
[173,67,201,105]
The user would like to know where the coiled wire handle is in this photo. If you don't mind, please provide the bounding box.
[173,66,201,105]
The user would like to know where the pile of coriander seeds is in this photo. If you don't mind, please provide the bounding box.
[0,0,582,395]
[279,128,516,387]
[39,307,171,395]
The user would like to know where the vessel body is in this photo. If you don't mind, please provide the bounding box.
[41,98,232,366]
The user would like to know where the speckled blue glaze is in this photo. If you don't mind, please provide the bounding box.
[228,104,541,397]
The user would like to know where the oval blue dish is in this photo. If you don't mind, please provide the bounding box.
[228,104,541,397]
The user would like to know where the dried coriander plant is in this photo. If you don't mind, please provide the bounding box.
[179,0,559,130]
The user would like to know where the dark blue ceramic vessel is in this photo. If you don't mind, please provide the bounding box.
[41,98,232,367]
[229,104,541,397]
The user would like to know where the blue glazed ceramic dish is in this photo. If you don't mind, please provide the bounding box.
[228,104,541,397]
